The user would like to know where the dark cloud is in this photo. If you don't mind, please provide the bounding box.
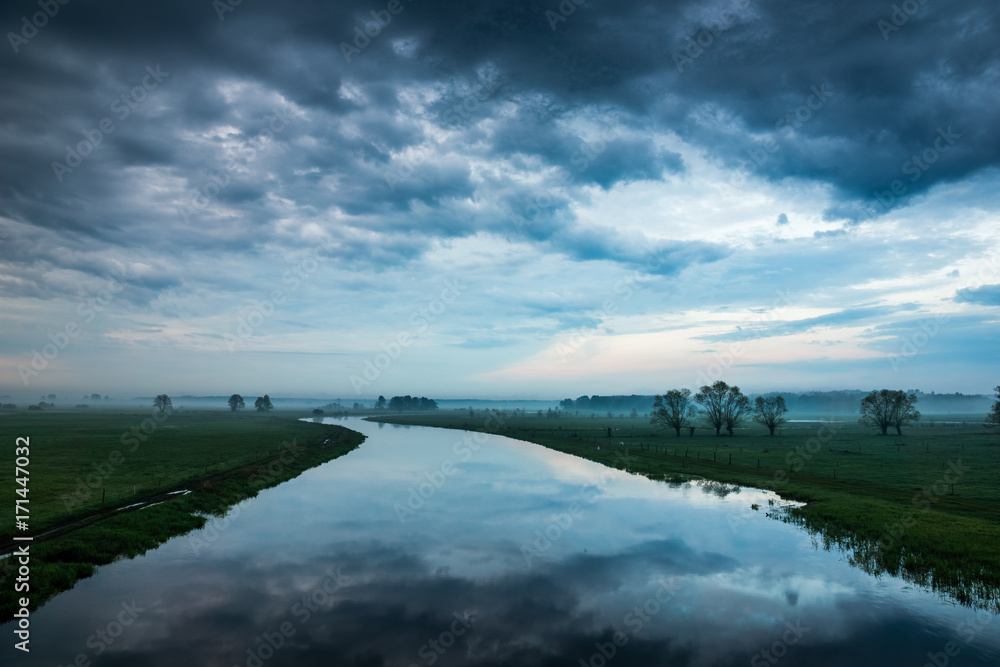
[955,283,1000,306]
[2,0,996,284]
[1,0,998,395]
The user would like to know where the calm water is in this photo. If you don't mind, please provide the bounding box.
[5,418,998,666]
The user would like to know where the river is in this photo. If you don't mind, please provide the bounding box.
[5,417,998,666]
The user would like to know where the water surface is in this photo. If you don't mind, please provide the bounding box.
[5,417,998,666]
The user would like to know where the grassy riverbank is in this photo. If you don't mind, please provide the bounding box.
[369,410,1000,610]
[0,410,364,621]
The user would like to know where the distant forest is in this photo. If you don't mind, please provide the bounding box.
[559,390,993,415]
[386,395,438,412]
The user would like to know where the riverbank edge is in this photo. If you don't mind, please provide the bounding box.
[0,421,366,623]
[366,415,1000,611]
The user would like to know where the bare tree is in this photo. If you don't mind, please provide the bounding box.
[154,394,172,415]
[651,389,696,437]
[753,395,788,436]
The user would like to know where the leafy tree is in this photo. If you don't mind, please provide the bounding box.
[560,398,574,410]
[752,395,788,436]
[154,394,172,415]
[254,394,273,412]
[695,382,727,436]
[859,389,919,435]
[91,393,102,401]
[859,389,894,435]
[889,391,920,435]
[987,386,1000,429]
[696,381,749,436]
[228,394,245,412]
[722,386,751,436]
[376,395,387,410]
[650,388,696,437]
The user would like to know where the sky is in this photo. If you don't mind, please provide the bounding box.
[0,0,998,401]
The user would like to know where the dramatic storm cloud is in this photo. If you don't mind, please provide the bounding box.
[0,0,997,399]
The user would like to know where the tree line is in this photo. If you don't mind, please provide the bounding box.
[648,382,1000,437]
[562,389,994,415]
[384,395,438,412]
[650,382,790,437]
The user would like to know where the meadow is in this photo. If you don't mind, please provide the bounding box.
[0,409,364,620]
[370,410,1000,611]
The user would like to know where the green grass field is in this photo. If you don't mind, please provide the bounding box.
[369,410,1000,611]
[0,409,365,621]
[0,408,346,535]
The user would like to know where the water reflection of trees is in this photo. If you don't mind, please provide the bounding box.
[697,480,742,498]
[779,513,1000,613]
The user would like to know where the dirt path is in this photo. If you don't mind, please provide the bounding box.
[1,487,193,557]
